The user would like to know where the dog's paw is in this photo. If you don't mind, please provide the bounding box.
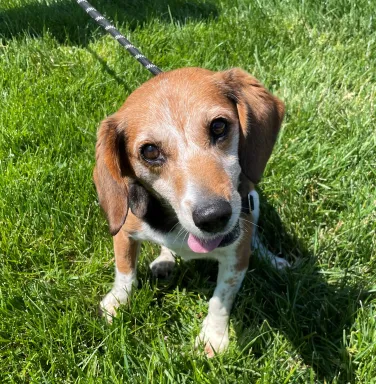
[195,316,229,358]
[252,232,291,270]
[272,255,291,270]
[261,250,291,271]
[99,290,128,323]
[253,237,291,270]
[150,248,175,278]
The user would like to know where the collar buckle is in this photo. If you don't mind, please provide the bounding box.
[241,192,255,214]
[248,192,255,212]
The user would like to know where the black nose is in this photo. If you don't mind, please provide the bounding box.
[192,199,232,233]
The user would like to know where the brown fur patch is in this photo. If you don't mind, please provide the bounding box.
[122,211,142,235]
[188,155,232,200]
[113,229,139,274]
[214,68,285,184]
[235,213,254,271]
[225,277,236,287]
[170,171,186,200]
[238,172,254,199]
[94,118,130,236]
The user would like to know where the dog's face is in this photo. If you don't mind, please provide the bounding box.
[94,68,284,252]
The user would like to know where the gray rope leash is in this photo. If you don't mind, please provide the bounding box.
[76,0,163,76]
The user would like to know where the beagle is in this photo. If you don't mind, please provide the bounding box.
[94,67,289,357]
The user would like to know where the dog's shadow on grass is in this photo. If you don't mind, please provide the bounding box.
[234,191,368,383]
[0,0,218,46]
[150,190,369,383]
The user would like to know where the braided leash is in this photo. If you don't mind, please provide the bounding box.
[76,0,163,76]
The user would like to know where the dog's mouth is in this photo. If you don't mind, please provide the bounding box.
[187,222,240,253]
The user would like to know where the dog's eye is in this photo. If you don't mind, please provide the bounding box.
[210,118,228,140]
[140,144,163,164]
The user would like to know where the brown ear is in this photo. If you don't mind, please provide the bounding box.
[93,116,131,235]
[217,68,285,184]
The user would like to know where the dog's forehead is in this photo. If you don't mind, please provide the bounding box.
[121,68,235,133]
[129,67,220,103]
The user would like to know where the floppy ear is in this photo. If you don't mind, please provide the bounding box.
[93,116,131,235]
[217,68,285,184]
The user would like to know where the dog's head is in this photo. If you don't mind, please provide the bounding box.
[94,68,284,252]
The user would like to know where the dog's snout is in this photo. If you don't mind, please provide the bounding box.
[192,199,232,233]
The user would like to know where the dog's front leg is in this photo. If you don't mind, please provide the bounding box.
[100,230,139,322]
[149,246,176,278]
[197,246,250,357]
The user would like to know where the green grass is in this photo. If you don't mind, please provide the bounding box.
[0,0,375,382]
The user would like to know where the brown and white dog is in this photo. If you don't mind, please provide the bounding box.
[94,67,289,357]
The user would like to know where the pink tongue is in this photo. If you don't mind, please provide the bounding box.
[187,234,224,253]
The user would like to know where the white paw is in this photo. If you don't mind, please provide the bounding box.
[260,249,291,270]
[99,289,129,323]
[150,248,175,278]
[252,233,290,270]
[195,316,229,358]
[272,255,291,270]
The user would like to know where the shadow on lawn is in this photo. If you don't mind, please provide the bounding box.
[231,190,368,383]
[0,0,218,85]
[0,0,218,46]
[155,190,368,383]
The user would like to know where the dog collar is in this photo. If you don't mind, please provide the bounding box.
[218,192,254,248]
[241,192,255,214]
[218,222,240,248]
